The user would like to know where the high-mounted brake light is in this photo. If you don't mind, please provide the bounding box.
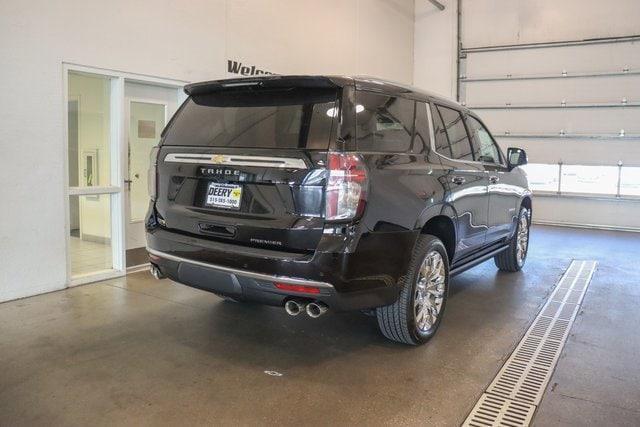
[325,152,369,221]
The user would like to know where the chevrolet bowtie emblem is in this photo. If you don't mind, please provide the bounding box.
[212,154,226,164]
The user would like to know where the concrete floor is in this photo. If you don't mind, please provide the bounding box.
[1,225,639,426]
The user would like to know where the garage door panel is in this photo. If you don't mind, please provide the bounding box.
[476,108,640,135]
[460,16,640,230]
[464,75,640,106]
[496,137,640,166]
[465,41,640,77]
[462,0,640,50]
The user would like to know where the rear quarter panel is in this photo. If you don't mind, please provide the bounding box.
[359,152,452,234]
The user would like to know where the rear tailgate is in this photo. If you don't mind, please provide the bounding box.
[154,82,339,253]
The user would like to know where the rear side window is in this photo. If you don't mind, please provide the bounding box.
[162,87,337,149]
[413,102,431,154]
[466,115,502,164]
[430,104,452,158]
[355,91,415,152]
[436,105,473,161]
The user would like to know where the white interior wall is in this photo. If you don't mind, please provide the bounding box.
[413,0,458,99]
[226,0,414,82]
[0,0,414,302]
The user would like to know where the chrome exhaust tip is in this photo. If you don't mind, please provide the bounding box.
[306,302,328,318]
[150,265,165,280]
[284,300,304,316]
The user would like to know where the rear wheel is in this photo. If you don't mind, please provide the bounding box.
[494,207,530,272]
[376,235,449,345]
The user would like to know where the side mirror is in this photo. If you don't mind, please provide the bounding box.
[507,147,527,170]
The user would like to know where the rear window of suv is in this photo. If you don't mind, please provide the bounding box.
[355,91,415,153]
[162,87,338,149]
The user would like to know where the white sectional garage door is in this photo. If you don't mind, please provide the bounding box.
[460,32,640,230]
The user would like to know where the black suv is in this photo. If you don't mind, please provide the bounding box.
[146,76,531,345]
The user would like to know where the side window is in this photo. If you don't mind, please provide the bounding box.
[436,105,473,161]
[466,115,501,164]
[430,104,452,158]
[413,102,431,154]
[355,91,414,152]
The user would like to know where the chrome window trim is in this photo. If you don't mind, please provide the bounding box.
[426,102,508,169]
[163,153,308,169]
[147,248,334,289]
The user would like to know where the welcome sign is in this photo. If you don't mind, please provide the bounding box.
[227,59,276,77]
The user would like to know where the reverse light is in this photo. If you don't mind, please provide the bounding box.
[325,152,369,221]
[274,283,321,294]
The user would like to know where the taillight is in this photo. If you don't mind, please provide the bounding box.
[325,152,368,221]
[148,146,160,201]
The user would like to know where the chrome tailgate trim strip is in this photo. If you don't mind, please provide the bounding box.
[164,153,308,169]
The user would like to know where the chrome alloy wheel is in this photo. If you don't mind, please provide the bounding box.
[516,212,529,266]
[414,251,446,333]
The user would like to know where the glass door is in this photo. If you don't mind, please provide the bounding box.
[67,71,121,280]
[124,82,181,267]
[66,65,187,285]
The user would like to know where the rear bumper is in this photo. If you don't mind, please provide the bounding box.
[146,226,417,311]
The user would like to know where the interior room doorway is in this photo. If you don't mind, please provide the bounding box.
[124,82,182,268]
[64,63,187,286]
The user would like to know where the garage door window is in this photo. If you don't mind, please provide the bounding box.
[561,165,619,195]
[523,163,637,197]
[620,167,640,196]
[435,105,473,161]
[522,164,560,192]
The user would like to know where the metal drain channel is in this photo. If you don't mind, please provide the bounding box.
[463,260,597,427]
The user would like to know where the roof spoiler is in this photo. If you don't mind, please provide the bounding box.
[184,75,346,96]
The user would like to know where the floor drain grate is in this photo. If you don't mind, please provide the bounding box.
[463,260,597,426]
[463,393,536,427]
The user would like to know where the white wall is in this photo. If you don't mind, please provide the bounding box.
[413,0,458,99]
[0,0,414,302]
[226,0,414,82]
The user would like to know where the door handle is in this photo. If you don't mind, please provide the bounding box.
[489,175,499,184]
[451,176,466,185]
[124,179,133,190]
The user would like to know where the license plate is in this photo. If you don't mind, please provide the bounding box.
[205,182,242,210]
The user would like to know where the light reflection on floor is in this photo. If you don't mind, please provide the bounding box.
[69,235,112,276]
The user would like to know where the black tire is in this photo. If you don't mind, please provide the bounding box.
[376,234,450,345]
[494,207,530,272]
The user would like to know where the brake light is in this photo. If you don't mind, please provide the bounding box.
[325,152,368,221]
[148,146,160,201]
[274,283,321,294]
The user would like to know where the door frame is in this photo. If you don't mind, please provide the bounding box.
[63,62,189,287]
[125,97,168,227]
